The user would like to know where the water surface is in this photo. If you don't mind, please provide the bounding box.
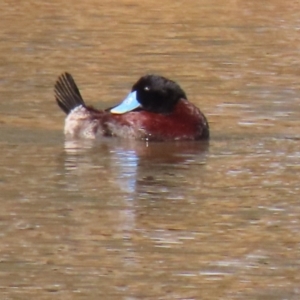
[1,1,300,299]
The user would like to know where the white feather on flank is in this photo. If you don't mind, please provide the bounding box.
[64,106,146,140]
[106,119,147,139]
[64,106,100,139]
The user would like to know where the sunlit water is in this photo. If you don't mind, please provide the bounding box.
[1,1,300,299]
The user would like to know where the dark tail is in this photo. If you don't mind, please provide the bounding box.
[54,72,86,114]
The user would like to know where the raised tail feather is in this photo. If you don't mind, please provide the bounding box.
[54,72,86,114]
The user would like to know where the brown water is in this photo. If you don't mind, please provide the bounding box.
[1,0,300,299]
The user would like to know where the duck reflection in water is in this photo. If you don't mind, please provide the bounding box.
[62,139,209,262]
[63,139,209,197]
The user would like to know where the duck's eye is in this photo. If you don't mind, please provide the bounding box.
[144,86,150,91]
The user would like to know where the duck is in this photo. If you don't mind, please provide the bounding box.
[54,73,209,141]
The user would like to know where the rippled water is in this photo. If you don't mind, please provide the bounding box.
[1,0,300,299]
